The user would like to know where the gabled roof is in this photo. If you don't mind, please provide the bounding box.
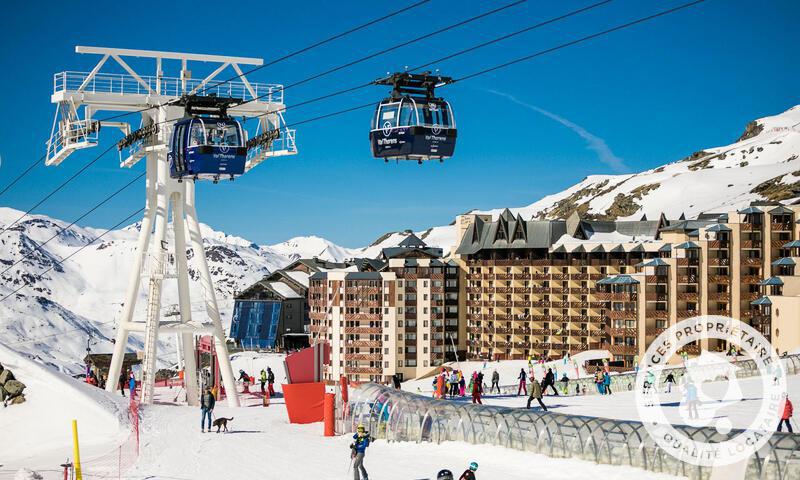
[605,274,640,285]
[398,233,427,248]
[771,257,795,266]
[782,240,800,248]
[642,258,670,267]
[738,206,763,214]
[768,205,795,215]
[751,296,772,306]
[675,241,700,249]
[706,224,731,232]
[760,277,784,286]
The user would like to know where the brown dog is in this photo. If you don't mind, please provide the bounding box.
[212,417,233,433]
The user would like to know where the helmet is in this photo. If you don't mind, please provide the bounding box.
[469,462,479,471]
[357,424,365,432]
[437,470,454,480]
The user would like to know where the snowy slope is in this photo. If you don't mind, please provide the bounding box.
[0,342,129,469]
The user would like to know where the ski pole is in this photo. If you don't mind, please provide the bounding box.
[347,456,354,475]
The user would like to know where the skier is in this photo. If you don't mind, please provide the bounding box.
[594,368,605,394]
[602,371,612,395]
[477,371,485,393]
[459,462,479,480]
[526,375,547,411]
[778,393,794,432]
[118,372,126,397]
[471,372,482,405]
[490,370,500,394]
[458,371,466,397]
[684,380,699,419]
[267,367,276,396]
[128,372,136,398]
[542,368,559,395]
[516,368,527,396]
[259,369,267,394]
[350,424,371,480]
[560,373,569,395]
[664,372,676,393]
[200,386,215,433]
[450,371,459,398]
[238,369,249,384]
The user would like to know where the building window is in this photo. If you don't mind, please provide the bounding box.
[423,280,428,287]
[406,359,417,367]
[398,361,403,367]
[398,347,403,353]
[384,362,389,368]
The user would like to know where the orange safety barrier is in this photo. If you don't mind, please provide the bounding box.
[282,382,325,424]
[323,393,335,436]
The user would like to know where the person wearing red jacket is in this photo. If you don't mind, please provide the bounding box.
[778,393,794,433]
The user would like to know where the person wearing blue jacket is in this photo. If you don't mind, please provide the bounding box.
[128,372,136,398]
[351,424,371,480]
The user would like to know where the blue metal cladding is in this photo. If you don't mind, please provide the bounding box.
[231,300,282,348]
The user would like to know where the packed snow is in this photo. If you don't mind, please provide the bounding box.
[0,343,129,471]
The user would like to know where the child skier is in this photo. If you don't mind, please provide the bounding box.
[459,462,479,480]
[350,424,372,480]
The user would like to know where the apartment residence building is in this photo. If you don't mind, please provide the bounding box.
[454,203,800,369]
[308,235,461,382]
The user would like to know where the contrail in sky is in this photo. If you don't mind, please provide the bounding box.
[489,89,629,173]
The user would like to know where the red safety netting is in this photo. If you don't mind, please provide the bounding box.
[76,396,140,479]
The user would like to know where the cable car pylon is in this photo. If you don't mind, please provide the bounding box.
[45,46,298,407]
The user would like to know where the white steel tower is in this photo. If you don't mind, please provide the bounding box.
[46,46,297,406]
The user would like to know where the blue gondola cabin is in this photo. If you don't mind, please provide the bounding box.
[168,117,247,180]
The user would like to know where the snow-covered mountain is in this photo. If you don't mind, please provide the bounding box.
[475,105,800,224]
[2,105,799,373]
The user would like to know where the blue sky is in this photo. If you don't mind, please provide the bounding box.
[1,0,798,247]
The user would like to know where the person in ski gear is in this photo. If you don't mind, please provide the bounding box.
[450,371,459,398]
[128,372,136,398]
[267,367,275,396]
[437,469,454,480]
[200,387,215,432]
[517,368,527,396]
[118,372,126,397]
[458,371,466,397]
[351,424,371,480]
[436,372,445,399]
[471,372,482,405]
[664,372,676,393]
[778,393,794,432]
[602,371,612,395]
[644,370,656,395]
[684,380,699,419]
[477,371,484,393]
[542,368,559,395]
[560,373,569,395]
[527,375,547,411]
[490,370,500,394]
[459,461,478,480]
[259,369,267,394]
[595,368,605,394]
[392,374,401,390]
[238,369,249,384]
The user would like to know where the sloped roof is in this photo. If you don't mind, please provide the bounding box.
[771,257,795,266]
[706,224,732,232]
[398,233,427,248]
[760,277,784,286]
[751,296,772,306]
[675,241,700,249]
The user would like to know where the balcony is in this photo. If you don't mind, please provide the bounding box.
[343,326,382,334]
[346,367,382,375]
[708,258,730,266]
[677,292,699,301]
[770,222,792,232]
[708,240,730,249]
[645,326,666,336]
[346,340,381,347]
[740,223,761,232]
[645,275,669,284]
[647,310,668,319]
[741,275,763,284]
[645,292,668,302]
[609,310,637,320]
[344,313,381,321]
[677,275,698,284]
[676,310,699,319]
[707,292,731,302]
[740,240,763,249]
[344,353,382,361]
[741,257,763,266]
[708,275,730,284]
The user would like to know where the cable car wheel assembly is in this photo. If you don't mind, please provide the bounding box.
[370,71,457,164]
